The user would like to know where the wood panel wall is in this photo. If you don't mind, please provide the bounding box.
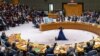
[11,0,19,4]
[63,3,82,16]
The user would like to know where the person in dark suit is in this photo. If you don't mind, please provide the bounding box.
[45,43,57,56]
[32,16,36,25]
[84,42,94,53]
[68,16,71,21]
[0,17,5,30]
[4,39,11,47]
[27,39,37,56]
[11,42,18,51]
[27,45,37,55]
[72,16,78,22]
[1,32,7,41]
[5,47,15,56]
[2,15,10,30]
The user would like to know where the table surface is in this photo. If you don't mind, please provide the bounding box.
[40,22,100,36]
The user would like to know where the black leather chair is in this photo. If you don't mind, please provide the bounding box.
[87,50,98,56]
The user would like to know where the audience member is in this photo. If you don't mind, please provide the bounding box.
[84,42,94,53]
[4,39,11,47]
[1,32,7,41]
[45,43,57,56]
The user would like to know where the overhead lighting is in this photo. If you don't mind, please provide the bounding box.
[68,3,77,5]
[68,0,77,5]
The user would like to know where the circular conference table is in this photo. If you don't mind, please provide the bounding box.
[40,22,100,36]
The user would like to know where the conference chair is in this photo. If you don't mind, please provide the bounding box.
[86,50,98,56]
[46,54,55,56]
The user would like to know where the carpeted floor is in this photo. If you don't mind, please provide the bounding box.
[0,22,99,45]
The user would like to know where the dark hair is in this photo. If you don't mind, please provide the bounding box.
[46,45,50,49]
[87,42,90,46]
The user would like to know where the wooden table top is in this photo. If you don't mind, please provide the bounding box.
[40,22,100,36]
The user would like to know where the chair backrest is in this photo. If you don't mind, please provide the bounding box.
[28,52,35,56]
[46,54,55,56]
[87,50,98,56]
[29,53,35,56]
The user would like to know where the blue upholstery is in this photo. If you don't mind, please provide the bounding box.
[46,54,55,56]
[87,50,98,56]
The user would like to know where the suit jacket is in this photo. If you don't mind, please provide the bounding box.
[45,43,57,55]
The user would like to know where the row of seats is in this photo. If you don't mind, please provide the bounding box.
[7,33,100,56]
